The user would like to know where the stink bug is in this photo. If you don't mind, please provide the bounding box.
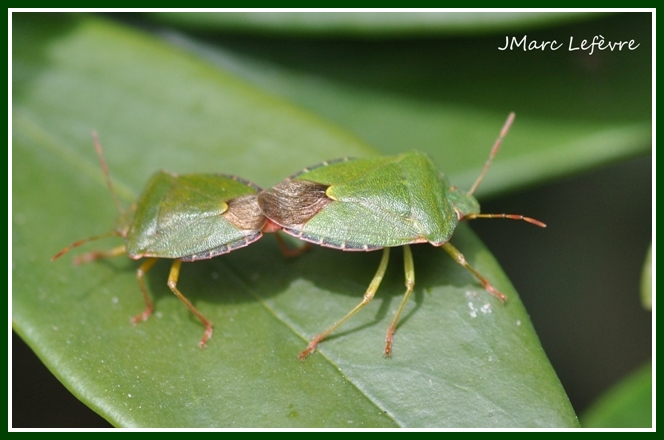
[52,133,281,347]
[258,112,546,359]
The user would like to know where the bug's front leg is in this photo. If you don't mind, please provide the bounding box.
[441,242,507,302]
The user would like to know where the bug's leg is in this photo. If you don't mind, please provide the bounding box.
[441,242,506,302]
[166,260,214,348]
[274,233,312,258]
[384,245,415,357]
[299,247,391,360]
[133,257,158,325]
[72,245,126,265]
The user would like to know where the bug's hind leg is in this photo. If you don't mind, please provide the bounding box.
[384,245,415,358]
[441,242,507,302]
[299,248,391,360]
[166,260,214,348]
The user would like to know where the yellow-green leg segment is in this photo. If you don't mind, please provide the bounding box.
[166,260,214,348]
[384,245,415,357]
[133,257,158,325]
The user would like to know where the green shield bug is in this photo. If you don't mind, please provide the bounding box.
[52,133,282,347]
[258,112,546,359]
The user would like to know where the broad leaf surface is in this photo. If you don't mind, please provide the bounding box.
[12,13,579,427]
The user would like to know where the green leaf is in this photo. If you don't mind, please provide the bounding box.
[148,11,601,36]
[581,363,652,428]
[13,13,578,427]
[640,244,652,311]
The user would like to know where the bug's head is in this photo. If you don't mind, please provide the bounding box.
[448,186,480,220]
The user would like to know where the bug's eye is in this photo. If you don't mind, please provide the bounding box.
[258,180,332,227]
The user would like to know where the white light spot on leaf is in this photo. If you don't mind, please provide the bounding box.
[468,302,477,318]
[467,292,493,318]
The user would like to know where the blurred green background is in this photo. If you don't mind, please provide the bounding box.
[12,11,651,428]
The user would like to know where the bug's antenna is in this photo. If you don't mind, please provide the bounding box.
[468,112,515,195]
[464,114,546,228]
[51,231,119,261]
[464,213,546,228]
[51,133,126,261]
[92,131,125,216]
